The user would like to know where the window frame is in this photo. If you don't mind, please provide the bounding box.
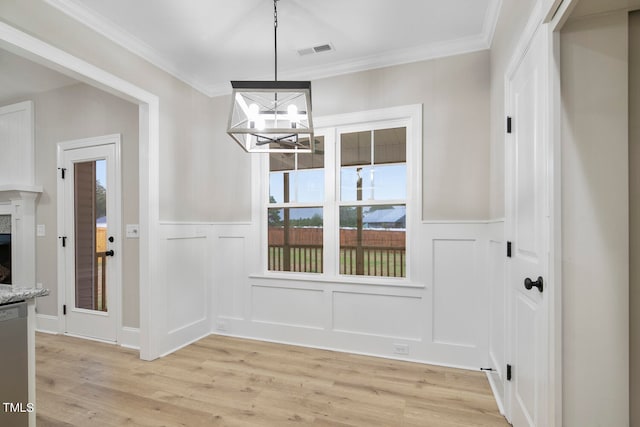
[258,104,423,286]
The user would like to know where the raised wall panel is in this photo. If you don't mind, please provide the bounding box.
[208,222,489,369]
[432,239,479,347]
[217,236,246,319]
[166,236,207,333]
[489,238,506,371]
[333,292,422,340]
[251,285,324,329]
[0,101,34,185]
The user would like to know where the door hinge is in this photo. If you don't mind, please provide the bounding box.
[507,116,513,134]
[59,236,67,247]
[63,305,66,315]
[58,167,67,179]
[507,241,512,258]
[507,364,512,381]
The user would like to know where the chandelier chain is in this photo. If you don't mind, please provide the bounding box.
[274,0,278,83]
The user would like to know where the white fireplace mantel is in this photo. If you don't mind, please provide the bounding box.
[0,185,43,201]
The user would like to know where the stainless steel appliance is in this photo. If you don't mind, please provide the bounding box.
[0,300,28,427]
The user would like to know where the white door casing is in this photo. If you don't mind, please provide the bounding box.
[57,135,122,342]
[506,24,550,426]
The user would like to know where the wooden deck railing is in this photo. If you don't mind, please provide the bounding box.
[268,244,324,273]
[95,251,107,311]
[268,244,406,277]
[340,245,405,277]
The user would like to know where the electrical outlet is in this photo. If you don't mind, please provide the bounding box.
[36,224,45,237]
[216,321,228,332]
[36,282,43,289]
[393,343,409,355]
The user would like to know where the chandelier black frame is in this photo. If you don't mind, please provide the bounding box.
[227,0,314,153]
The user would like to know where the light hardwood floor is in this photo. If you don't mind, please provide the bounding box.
[35,333,509,426]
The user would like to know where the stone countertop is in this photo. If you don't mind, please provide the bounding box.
[0,284,49,305]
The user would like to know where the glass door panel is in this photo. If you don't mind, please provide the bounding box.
[73,159,107,312]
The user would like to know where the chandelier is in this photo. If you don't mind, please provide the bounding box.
[226,0,314,153]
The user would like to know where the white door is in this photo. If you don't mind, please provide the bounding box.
[506,26,549,426]
[58,135,121,342]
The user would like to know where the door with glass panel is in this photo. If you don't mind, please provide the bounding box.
[59,136,120,342]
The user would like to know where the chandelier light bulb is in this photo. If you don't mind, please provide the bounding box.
[256,117,266,131]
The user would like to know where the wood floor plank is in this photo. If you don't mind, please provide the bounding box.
[36,333,509,426]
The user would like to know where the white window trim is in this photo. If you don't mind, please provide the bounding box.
[256,104,423,286]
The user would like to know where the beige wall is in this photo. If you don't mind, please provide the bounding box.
[210,50,491,220]
[489,0,538,219]
[561,11,630,425]
[0,0,252,223]
[630,9,640,426]
[0,1,494,334]
[6,83,140,327]
[1,0,492,223]
[311,51,491,220]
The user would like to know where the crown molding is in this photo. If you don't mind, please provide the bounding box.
[206,31,492,97]
[483,0,503,47]
[45,0,502,99]
[44,0,214,95]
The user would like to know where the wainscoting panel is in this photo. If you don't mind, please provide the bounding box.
[489,240,506,366]
[486,220,506,412]
[432,239,478,347]
[205,221,492,370]
[166,235,207,333]
[251,285,324,329]
[332,291,422,340]
[158,224,211,355]
[216,236,246,320]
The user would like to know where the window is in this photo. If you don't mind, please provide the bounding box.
[338,128,406,277]
[264,105,420,281]
[268,137,325,273]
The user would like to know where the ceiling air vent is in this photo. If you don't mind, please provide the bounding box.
[297,43,334,56]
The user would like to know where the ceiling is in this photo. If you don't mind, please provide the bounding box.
[0,48,77,103]
[45,0,501,97]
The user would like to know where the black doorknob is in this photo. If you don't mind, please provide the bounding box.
[524,276,543,292]
[105,250,115,257]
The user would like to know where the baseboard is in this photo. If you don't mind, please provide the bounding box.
[36,317,140,349]
[211,331,482,372]
[160,331,210,358]
[36,313,60,334]
[486,370,507,416]
[120,326,140,349]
